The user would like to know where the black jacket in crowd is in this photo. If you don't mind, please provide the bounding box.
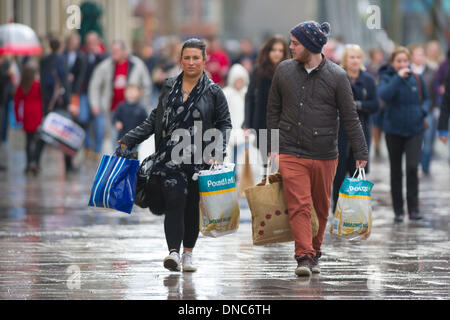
[438,69,450,133]
[39,53,70,114]
[244,66,273,133]
[112,101,148,140]
[63,49,87,96]
[80,51,107,95]
[120,75,232,160]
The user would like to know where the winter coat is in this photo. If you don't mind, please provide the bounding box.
[344,70,380,148]
[438,69,450,134]
[244,66,273,132]
[120,74,232,159]
[80,52,106,94]
[14,81,43,133]
[336,70,380,175]
[378,64,429,137]
[39,53,70,114]
[63,49,87,96]
[112,101,148,140]
[266,57,368,161]
[88,55,152,112]
[223,64,249,146]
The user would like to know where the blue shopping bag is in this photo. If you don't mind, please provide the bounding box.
[88,154,140,214]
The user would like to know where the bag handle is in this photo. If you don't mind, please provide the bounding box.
[265,157,273,185]
[352,167,366,181]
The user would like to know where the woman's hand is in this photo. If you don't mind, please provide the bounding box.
[117,140,128,150]
[398,68,411,78]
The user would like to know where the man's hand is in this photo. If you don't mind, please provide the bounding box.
[356,160,367,169]
[439,136,448,144]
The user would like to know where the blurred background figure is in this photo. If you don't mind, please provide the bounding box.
[409,43,438,175]
[78,31,107,162]
[88,39,151,150]
[39,36,78,173]
[223,63,249,178]
[332,44,380,213]
[232,38,257,73]
[112,84,147,155]
[425,40,443,71]
[378,47,429,222]
[13,60,43,175]
[0,53,15,150]
[206,36,231,87]
[365,47,385,77]
[63,33,86,101]
[244,35,289,177]
[322,38,340,64]
[438,69,449,146]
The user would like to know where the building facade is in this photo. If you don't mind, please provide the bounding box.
[0,0,136,52]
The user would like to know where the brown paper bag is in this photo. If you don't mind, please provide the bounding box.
[238,147,254,197]
[245,173,319,246]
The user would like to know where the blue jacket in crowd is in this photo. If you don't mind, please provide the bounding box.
[378,64,429,137]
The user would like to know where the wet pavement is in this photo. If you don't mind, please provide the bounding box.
[0,130,449,300]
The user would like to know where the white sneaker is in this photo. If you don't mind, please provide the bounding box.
[181,252,197,272]
[164,251,181,271]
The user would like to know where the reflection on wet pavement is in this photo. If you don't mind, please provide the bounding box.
[0,138,449,300]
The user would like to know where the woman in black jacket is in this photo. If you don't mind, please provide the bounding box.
[332,45,380,213]
[118,39,232,273]
[244,35,289,175]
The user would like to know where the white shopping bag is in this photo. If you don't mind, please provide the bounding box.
[198,163,240,237]
[330,168,374,240]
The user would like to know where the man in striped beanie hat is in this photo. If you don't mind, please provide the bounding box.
[266,21,369,277]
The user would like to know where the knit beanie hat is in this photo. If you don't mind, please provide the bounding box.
[290,21,331,54]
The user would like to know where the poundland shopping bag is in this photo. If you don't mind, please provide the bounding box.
[88,154,140,214]
[330,168,374,240]
[245,160,319,246]
[198,163,240,237]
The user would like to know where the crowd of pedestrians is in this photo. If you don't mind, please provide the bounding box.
[0,28,449,225]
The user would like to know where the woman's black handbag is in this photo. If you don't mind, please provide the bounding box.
[134,156,165,215]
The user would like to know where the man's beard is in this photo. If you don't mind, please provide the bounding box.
[295,49,312,63]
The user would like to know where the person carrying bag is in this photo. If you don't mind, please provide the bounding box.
[88,149,140,214]
[330,167,374,240]
[245,158,319,246]
[117,39,232,273]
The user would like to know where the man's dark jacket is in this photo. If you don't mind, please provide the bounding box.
[266,56,368,161]
[120,75,232,159]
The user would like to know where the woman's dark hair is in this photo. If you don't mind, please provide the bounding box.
[20,61,38,94]
[256,35,290,78]
[181,38,207,59]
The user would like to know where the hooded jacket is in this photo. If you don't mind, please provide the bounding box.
[222,63,249,146]
[378,64,429,137]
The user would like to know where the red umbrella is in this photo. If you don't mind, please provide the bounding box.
[0,23,42,55]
